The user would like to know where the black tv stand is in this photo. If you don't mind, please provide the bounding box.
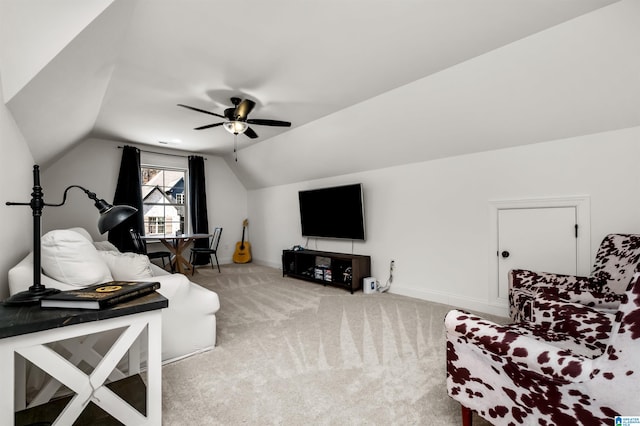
[282,249,371,294]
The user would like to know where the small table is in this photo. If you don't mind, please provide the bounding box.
[142,233,211,274]
[0,292,168,425]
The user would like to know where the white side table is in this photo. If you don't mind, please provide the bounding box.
[0,292,167,425]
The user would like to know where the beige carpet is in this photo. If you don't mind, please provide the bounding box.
[161,264,496,425]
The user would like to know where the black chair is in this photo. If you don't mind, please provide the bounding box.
[189,227,223,274]
[129,228,174,272]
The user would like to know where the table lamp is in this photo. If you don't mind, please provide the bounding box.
[4,165,138,306]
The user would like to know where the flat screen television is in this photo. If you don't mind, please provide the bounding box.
[298,183,365,240]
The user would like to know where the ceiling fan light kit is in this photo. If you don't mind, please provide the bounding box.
[223,121,249,135]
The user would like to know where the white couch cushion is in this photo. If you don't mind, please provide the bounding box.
[98,251,154,281]
[41,229,113,287]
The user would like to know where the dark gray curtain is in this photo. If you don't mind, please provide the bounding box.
[189,155,210,265]
[108,145,144,252]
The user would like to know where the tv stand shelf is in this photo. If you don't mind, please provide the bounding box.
[282,249,371,294]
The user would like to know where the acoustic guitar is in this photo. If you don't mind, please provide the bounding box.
[233,219,252,264]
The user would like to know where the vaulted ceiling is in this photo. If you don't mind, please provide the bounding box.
[2,0,639,189]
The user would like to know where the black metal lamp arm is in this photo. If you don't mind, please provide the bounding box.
[45,185,112,214]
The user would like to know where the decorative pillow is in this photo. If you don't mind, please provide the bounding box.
[41,229,113,287]
[66,227,93,242]
[98,251,154,281]
[93,240,120,252]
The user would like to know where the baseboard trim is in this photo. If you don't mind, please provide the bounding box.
[389,285,508,318]
[253,258,281,269]
[251,259,509,317]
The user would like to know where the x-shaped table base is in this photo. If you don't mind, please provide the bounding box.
[0,310,162,425]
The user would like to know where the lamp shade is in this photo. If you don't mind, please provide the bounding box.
[98,205,138,234]
[223,121,249,135]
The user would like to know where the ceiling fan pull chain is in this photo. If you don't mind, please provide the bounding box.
[234,134,238,162]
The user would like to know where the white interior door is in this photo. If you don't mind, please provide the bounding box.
[497,207,577,300]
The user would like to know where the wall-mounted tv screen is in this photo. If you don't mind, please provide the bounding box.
[298,183,365,240]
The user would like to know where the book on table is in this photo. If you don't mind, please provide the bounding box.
[40,281,161,310]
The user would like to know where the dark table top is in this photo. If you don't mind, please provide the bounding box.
[0,292,168,339]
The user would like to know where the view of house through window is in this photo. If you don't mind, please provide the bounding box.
[141,166,187,236]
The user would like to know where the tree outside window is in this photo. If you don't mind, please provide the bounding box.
[141,167,186,236]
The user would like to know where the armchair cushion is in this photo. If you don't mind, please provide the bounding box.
[513,321,606,359]
[41,229,113,287]
[531,294,614,346]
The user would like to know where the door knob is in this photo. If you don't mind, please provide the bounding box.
[501,251,510,258]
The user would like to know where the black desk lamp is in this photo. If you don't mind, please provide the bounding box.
[4,165,137,306]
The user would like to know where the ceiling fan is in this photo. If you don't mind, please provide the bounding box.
[177,97,291,139]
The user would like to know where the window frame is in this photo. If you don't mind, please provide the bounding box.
[140,165,188,237]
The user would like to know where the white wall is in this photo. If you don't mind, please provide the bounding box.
[42,138,248,264]
[0,70,36,299]
[248,126,640,316]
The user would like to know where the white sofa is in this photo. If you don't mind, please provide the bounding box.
[8,227,220,363]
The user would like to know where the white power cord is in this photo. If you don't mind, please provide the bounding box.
[377,259,394,293]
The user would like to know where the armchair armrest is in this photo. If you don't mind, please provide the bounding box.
[530,296,613,354]
[509,269,600,322]
[509,269,594,292]
[445,310,593,383]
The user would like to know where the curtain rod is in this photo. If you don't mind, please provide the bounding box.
[117,145,207,160]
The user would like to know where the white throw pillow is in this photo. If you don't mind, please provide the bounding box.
[98,251,154,281]
[41,229,113,287]
[66,227,93,242]
[93,240,120,252]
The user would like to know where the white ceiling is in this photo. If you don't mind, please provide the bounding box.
[2,0,639,189]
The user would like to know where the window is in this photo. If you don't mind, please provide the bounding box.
[141,166,187,236]
[147,217,166,234]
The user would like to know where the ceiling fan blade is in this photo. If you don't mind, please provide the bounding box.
[246,118,292,127]
[235,99,256,120]
[244,127,259,139]
[194,122,224,130]
[177,104,226,119]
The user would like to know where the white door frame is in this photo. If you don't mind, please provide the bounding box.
[488,196,591,308]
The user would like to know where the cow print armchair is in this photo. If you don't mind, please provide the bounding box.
[445,272,640,425]
[509,233,640,322]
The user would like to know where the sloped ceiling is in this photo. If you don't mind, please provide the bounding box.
[2,0,638,189]
[0,0,134,165]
